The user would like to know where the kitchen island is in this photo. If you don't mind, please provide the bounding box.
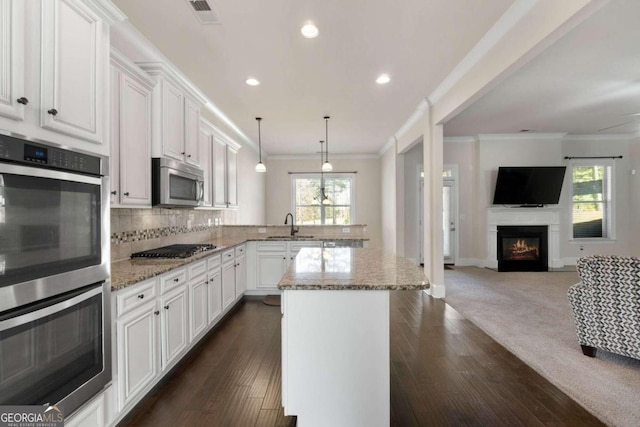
[278,247,430,427]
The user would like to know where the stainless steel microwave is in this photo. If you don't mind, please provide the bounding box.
[152,157,205,207]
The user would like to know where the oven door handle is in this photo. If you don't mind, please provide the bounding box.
[0,163,102,185]
[0,285,103,330]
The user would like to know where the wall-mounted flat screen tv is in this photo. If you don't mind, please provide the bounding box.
[492,166,566,206]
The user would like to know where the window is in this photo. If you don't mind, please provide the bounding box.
[292,174,355,225]
[571,160,614,239]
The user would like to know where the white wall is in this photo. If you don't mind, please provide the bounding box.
[403,143,422,262]
[443,134,637,264]
[222,144,266,225]
[380,147,397,253]
[265,157,382,248]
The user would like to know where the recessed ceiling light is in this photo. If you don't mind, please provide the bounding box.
[301,21,319,39]
[376,74,391,84]
[245,77,260,86]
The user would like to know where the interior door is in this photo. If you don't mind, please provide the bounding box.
[443,180,456,264]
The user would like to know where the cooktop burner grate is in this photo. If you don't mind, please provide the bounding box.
[131,243,217,259]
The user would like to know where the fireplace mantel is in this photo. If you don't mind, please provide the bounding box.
[487,207,562,270]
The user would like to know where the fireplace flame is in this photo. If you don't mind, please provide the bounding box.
[511,239,539,257]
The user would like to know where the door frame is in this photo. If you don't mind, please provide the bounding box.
[443,164,459,265]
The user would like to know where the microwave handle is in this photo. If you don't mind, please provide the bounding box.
[197,180,204,202]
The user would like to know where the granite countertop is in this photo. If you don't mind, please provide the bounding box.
[111,234,370,291]
[277,248,430,291]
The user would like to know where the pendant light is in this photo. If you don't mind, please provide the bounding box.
[255,117,266,173]
[322,116,333,172]
[319,140,331,205]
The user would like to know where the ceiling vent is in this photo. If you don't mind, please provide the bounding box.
[185,0,221,25]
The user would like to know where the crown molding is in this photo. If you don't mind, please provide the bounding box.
[477,132,567,141]
[80,0,127,25]
[211,126,242,151]
[563,134,634,142]
[391,99,430,149]
[378,136,397,157]
[110,48,155,89]
[268,153,379,161]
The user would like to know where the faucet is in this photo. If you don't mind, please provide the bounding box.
[284,213,299,237]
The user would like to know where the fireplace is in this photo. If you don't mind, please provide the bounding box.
[497,226,548,272]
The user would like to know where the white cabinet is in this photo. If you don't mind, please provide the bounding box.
[141,63,206,165]
[65,389,107,427]
[0,0,121,156]
[0,0,25,121]
[221,250,236,311]
[199,119,215,207]
[235,245,247,299]
[115,301,158,411]
[40,0,105,143]
[188,260,208,342]
[110,51,154,207]
[160,285,189,369]
[212,133,240,208]
[250,241,322,292]
[207,255,222,323]
[114,278,159,412]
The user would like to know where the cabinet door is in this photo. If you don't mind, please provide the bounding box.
[119,72,152,206]
[184,96,200,167]
[116,303,158,411]
[189,276,208,343]
[0,0,25,121]
[235,254,246,298]
[227,146,238,208]
[257,253,287,289]
[109,66,120,205]
[208,268,222,324]
[199,123,213,207]
[161,79,185,161]
[160,286,188,369]
[212,138,227,207]
[41,0,104,143]
[221,261,235,311]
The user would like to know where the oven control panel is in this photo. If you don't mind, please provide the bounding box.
[0,133,101,176]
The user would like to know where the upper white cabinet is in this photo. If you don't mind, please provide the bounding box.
[41,0,104,143]
[140,63,206,167]
[199,118,215,207]
[0,0,124,156]
[212,129,240,208]
[110,50,154,207]
[0,0,25,121]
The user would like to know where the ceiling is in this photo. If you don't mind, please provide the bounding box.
[112,0,514,155]
[444,0,640,137]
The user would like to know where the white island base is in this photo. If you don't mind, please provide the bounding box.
[282,290,390,427]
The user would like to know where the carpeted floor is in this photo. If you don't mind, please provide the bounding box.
[444,267,640,427]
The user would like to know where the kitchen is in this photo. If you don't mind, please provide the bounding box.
[0,0,625,426]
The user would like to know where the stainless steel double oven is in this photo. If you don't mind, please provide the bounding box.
[0,133,110,416]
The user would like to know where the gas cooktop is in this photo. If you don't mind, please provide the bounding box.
[130,243,217,259]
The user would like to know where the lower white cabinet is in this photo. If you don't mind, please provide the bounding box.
[65,388,107,427]
[116,300,158,411]
[112,246,247,422]
[257,252,288,289]
[160,285,189,369]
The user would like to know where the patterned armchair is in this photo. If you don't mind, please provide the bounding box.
[568,255,640,359]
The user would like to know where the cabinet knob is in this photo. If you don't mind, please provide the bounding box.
[173,278,179,282]
[47,108,58,116]
[17,97,29,105]
[181,152,186,155]
[205,280,209,284]
[154,310,160,315]
[137,294,144,299]
[283,257,286,260]
[164,305,170,310]
[111,190,117,195]
[124,192,130,196]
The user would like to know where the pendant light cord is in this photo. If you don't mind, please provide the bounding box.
[256,117,262,163]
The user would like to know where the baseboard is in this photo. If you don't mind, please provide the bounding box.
[456,258,483,267]
[424,282,445,299]
[562,257,579,266]
[244,289,281,296]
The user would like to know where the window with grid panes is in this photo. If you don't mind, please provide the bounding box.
[571,160,614,239]
[291,174,355,225]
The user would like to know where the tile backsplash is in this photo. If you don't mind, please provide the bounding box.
[111,208,223,261]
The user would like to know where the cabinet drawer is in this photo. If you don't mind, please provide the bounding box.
[208,253,222,270]
[160,267,187,294]
[222,249,234,263]
[116,278,157,317]
[235,244,246,257]
[257,242,287,252]
[290,241,322,253]
[188,260,207,281]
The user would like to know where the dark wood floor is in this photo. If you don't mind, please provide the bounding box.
[118,292,604,427]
